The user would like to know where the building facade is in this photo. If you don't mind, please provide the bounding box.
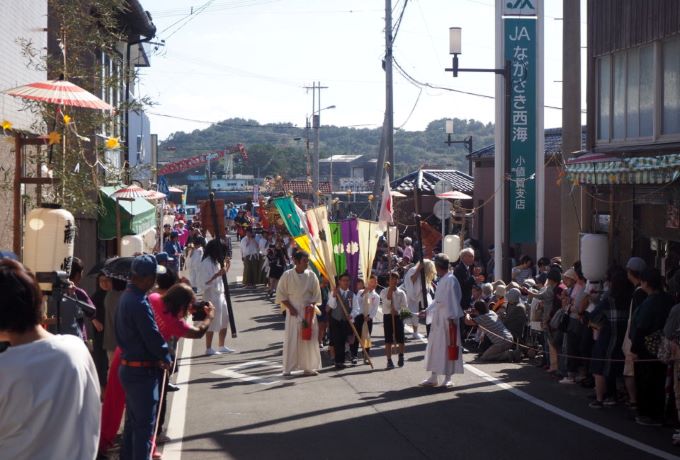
[566,0,680,275]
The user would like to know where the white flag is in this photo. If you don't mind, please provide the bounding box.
[378,173,393,231]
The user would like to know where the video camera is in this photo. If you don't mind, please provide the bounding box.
[47,270,96,336]
[191,300,209,321]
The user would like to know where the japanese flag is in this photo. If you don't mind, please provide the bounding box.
[378,173,393,231]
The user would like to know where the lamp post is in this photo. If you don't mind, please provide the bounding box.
[445,26,512,281]
[308,104,336,205]
[444,119,473,176]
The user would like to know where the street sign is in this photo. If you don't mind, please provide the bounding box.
[433,200,452,220]
[433,181,453,196]
[503,0,537,16]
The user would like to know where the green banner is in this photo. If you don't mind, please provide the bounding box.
[505,17,536,244]
[273,197,304,238]
[329,222,346,275]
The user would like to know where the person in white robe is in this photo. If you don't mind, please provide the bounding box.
[196,239,235,355]
[402,259,436,339]
[188,236,206,290]
[275,250,323,376]
[420,253,464,388]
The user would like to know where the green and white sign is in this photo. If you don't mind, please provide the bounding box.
[505,17,536,243]
[503,0,537,16]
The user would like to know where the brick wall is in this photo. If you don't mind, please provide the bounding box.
[0,1,47,251]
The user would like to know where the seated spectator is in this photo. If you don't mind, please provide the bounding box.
[464,300,521,362]
[0,259,100,459]
[504,288,528,342]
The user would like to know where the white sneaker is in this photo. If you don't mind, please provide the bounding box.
[419,377,438,387]
[558,377,576,384]
[413,332,422,340]
[217,346,236,354]
[441,379,454,389]
[205,348,220,356]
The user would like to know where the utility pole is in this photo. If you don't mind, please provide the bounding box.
[560,0,582,267]
[372,0,395,217]
[385,0,394,182]
[304,81,328,205]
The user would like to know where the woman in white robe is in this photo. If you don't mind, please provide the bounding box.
[275,251,322,376]
[196,239,234,355]
[421,254,464,388]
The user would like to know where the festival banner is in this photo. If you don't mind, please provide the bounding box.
[306,206,337,285]
[329,222,346,276]
[293,235,327,280]
[356,219,381,281]
[341,218,360,284]
[273,197,304,237]
[505,17,537,243]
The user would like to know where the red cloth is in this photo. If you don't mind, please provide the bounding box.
[148,293,192,341]
[99,348,125,453]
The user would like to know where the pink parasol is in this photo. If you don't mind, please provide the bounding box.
[435,190,472,200]
[3,80,114,110]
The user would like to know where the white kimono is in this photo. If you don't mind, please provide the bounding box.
[196,257,229,332]
[275,268,322,373]
[402,266,433,326]
[188,246,204,290]
[424,272,464,376]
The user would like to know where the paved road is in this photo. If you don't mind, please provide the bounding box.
[160,239,679,460]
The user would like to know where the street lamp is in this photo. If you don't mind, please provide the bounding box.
[445,26,512,281]
[308,104,336,205]
[444,119,473,176]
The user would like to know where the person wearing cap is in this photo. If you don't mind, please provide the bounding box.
[163,231,182,274]
[621,256,648,411]
[115,255,172,460]
[419,253,464,388]
[491,284,507,317]
[558,266,588,385]
[503,288,527,342]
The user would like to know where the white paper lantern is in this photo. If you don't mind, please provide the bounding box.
[23,205,76,291]
[121,234,144,257]
[162,214,175,227]
[580,233,608,281]
[142,228,157,253]
[443,235,461,262]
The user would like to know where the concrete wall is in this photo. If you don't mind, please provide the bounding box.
[0,2,47,251]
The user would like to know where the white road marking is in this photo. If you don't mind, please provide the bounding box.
[464,364,679,460]
[211,360,283,385]
[163,338,194,460]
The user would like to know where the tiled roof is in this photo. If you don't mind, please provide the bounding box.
[468,126,587,160]
[276,180,332,194]
[390,169,474,194]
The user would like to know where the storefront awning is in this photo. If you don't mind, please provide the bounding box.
[98,186,156,240]
[566,152,680,185]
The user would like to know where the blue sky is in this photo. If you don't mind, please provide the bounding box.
[139,0,587,141]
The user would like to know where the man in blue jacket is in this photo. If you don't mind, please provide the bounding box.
[116,255,172,459]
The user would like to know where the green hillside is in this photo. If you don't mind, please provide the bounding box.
[159,118,495,179]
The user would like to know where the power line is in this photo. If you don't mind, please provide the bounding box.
[392,0,409,44]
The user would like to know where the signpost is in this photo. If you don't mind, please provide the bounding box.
[433,200,453,237]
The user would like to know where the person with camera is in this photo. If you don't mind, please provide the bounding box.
[464,300,521,362]
[0,258,101,459]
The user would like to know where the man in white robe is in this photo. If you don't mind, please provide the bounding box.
[275,250,322,376]
[420,253,464,388]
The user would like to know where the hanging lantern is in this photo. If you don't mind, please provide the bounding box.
[142,228,157,253]
[121,234,144,257]
[388,225,399,248]
[443,234,461,262]
[23,204,76,292]
[580,233,608,281]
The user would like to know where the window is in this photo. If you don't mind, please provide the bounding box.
[596,40,680,143]
[597,55,610,140]
[663,38,680,135]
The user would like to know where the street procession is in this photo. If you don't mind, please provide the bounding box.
[3,1,680,460]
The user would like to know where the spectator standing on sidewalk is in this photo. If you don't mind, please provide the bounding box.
[0,259,101,460]
[116,255,172,460]
[622,257,648,412]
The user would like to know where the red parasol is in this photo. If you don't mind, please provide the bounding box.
[112,185,157,200]
[3,80,114,110]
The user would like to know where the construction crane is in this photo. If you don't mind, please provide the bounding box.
[158,144,247,176]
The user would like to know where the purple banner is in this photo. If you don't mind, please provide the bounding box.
[341,218,359,286]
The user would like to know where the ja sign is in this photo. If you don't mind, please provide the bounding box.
[503,0,537,16]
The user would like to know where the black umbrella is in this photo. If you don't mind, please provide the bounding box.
[101,256,135,281]
[87,256,121,276]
